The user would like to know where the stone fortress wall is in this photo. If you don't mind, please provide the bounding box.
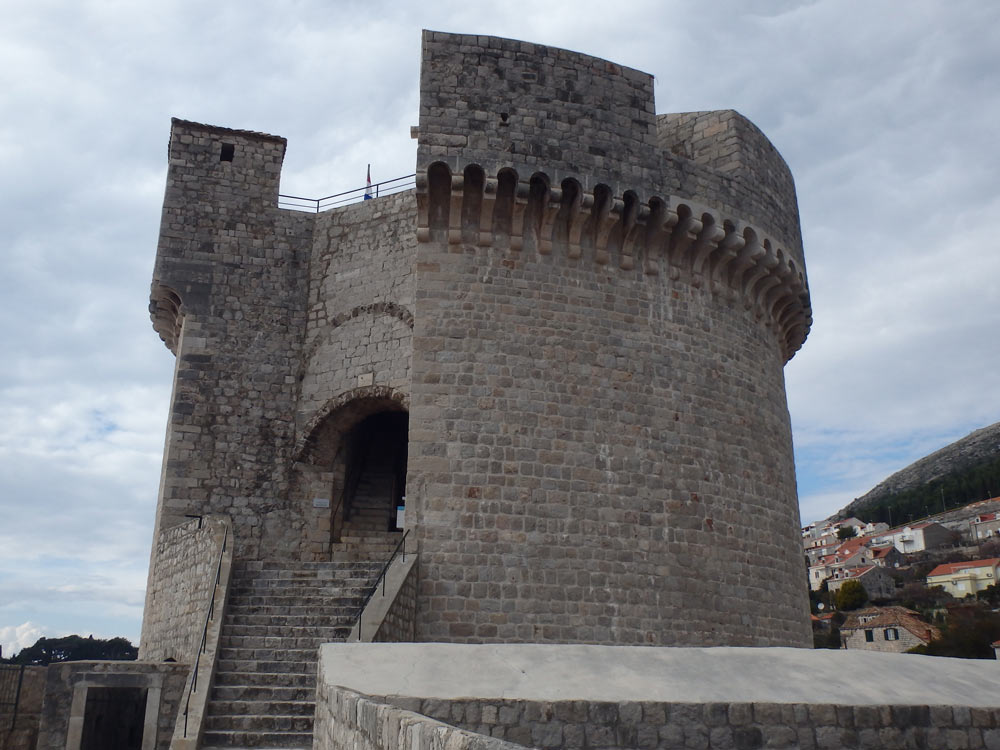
[143,30,813,649]
[407,32,811,646]
[138,516,225,663]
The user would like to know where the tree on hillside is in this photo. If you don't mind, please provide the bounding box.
[835,579,868,611]
[860,453,1000,526]
[978,583,1000,607]
[908,605,1000,659]
[897,582,950,615]
[836,525,858,540]
[8,635,138,666]
[980,539,1000,559]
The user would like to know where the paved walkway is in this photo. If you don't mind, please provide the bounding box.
[320,643,1000,707]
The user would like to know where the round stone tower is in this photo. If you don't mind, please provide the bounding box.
[142,31,813,653]
[405,32,811,647]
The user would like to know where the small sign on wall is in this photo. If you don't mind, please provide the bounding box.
[312,497,330,509]
[358,372,374,387]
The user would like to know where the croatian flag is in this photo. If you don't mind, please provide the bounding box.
[364,164,373,200]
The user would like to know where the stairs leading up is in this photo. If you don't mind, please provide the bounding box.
[332,530,404,561]
[200,559,381,749]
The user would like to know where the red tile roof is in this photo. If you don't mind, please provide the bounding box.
[926,558,1000,578]
[841,606,940,644]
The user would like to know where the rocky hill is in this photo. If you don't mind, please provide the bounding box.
[837,421,1000,523]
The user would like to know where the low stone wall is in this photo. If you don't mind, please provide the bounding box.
[348,553,417,643]
[414,698,1000,750]
[140,515,230,663]
[36,661,188,750]
[373,556,417,642]
[313,683,523,750]
[0,665,46,750]
[315,689,1000,750]
[314,643,1000,750]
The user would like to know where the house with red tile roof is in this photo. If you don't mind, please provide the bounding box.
[807,537,885,591]
[926,558,1000,597]
[840,606,940,653]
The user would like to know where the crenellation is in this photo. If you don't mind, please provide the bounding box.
[141,30,813,659]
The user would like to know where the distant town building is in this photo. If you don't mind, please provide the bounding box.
[840,606,939,653]
[872,522,951,554]
[827,565,896,601]
[870,545,905,569]
[926,558,1000,597]
[808,538,877,591]
[971,512,1000,542]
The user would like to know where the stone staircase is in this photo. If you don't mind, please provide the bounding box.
[333,530,404,561]
[200,559,381,749]
[336,449,405,561]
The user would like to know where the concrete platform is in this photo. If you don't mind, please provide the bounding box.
[320,643,1000,707]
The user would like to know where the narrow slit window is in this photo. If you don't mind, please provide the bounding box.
[220,143,235,162]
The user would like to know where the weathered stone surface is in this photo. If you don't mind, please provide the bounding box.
[35,661,188,750]
[142,30,812,657]
[0,665,46,750]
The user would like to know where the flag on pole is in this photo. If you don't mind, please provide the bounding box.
[364,164,373,200]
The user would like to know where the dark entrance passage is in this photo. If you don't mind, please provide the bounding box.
[336,411,408,539]
[80,686,147,750]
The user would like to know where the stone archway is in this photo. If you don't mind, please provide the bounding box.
[292,388,409,561]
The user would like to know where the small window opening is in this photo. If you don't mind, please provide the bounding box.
[220,143,235,162]
[864,630,874,642]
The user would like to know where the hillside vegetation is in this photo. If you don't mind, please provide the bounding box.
[838,421,1000,525]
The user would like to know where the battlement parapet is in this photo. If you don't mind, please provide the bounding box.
[416,163,810,360]
[418,31,658,194]
[140,31,815,651]
[415,32,809,359]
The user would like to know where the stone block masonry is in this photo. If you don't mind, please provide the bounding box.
[139,514,228,664]
[408,31,811,646]
[0,665,46,750]
[35,661,188,750]
[142,30,814,652]
[314,643,1000,750]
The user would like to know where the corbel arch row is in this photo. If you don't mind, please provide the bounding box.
[416,162,811,361]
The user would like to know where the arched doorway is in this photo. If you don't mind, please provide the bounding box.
[335,410,408,541]
[292,388,409,559]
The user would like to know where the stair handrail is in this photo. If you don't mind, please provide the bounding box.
[353,529,409,641]
[181,521,229,738]
[278,173,416,213]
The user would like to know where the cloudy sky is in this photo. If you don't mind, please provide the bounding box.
[2,0,998,656]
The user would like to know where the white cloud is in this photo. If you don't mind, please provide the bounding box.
[1,0,999,636]
[0,622,62,660]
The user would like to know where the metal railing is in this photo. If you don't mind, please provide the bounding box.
[182,523,229,737]
[0,665,25,731]
[353,529,409,642]
[279,174,416,213]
